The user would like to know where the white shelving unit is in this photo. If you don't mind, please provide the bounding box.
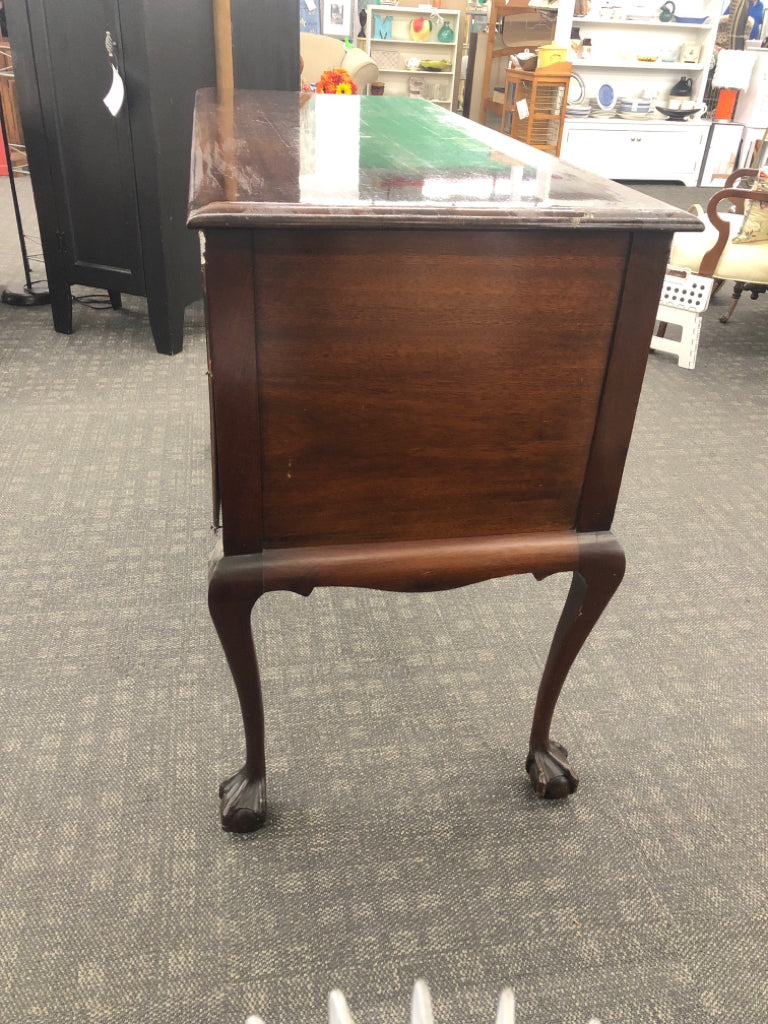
[366,5,461,108]
[557,1,721,184]
[568,10,717,106]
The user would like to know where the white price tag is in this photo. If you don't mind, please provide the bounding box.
[306,0,317,10]
[516,98,529,120]
[103,64,125,116]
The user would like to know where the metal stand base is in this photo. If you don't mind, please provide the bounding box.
[2,280,51,306]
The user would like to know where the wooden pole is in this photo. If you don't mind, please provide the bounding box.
[753,126,768,168]
[212,0,236,200]
[213,0,235,93]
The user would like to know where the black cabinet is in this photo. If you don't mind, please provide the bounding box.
[5,0,298,354]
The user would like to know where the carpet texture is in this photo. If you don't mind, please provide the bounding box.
[0,175,766,1024]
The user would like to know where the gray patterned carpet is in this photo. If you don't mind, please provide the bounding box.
[1,175,766,1024]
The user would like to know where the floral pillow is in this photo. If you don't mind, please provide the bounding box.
[733,165,768,244]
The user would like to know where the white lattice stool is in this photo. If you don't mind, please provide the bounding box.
[651,266,714,370]
[244,979,603,1024]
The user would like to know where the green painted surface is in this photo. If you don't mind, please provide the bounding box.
[357,97,515,173]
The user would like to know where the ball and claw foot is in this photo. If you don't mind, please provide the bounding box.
[526,740,579,800]
[219,767,267,832]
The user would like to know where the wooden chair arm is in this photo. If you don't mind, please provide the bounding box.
[723,167,758,214]
[699,187,756,277]
[724,166,758,188]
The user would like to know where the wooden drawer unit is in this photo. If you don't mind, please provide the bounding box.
[189,91,701,831]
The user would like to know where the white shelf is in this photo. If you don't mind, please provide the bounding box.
[368,39,458,46]
[573,17,711,28]
[374,68,454,74]
[565,0,717,106]
[565,115,707,124]
[558,0,719,184]
[572,60,705,71]
[367,5,461,107]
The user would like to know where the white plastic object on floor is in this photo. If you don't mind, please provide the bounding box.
[495,988,516,1024]
[328,990,355,1024]
[244,979,603,1024]
[651,265,715,370]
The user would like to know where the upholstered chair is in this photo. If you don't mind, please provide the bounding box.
[670,166,768,323]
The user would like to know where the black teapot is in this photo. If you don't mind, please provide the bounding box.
[659,1,675,21]
[671,76,693,97]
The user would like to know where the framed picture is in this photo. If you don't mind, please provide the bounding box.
[681,43,702,63]
[300,0,321,34]
[322,0,353,36]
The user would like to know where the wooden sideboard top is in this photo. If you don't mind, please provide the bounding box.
[187,89,703,233]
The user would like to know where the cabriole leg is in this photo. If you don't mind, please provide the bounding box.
[526,534,625,799]
[208,553,267,832]
[719,281,745,324]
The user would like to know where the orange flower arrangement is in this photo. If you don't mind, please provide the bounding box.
[316,67,358,95]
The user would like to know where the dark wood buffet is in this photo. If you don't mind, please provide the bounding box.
[188,90,701,831]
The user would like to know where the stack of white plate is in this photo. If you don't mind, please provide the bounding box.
[566,105,591,117]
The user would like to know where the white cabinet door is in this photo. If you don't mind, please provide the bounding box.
[561,122,708,185]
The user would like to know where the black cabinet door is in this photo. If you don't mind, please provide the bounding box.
[19,0,144,294]
[8,0,299,353]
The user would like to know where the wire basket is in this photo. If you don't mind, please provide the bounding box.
[371,48,401,70]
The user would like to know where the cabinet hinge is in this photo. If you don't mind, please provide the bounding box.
[55,230,68,255]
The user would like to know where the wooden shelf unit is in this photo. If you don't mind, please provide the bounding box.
[479,0,548,127]
[503,61,570,156]
[366,5,461,107]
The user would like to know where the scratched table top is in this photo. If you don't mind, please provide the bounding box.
[188,90,702,234]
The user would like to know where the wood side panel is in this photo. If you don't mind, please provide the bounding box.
[201,258,221,530]
[203,229,262,555]
[251,228,630,547]
[577,231,673,532]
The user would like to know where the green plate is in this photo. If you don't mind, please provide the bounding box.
[419,60,452,71]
